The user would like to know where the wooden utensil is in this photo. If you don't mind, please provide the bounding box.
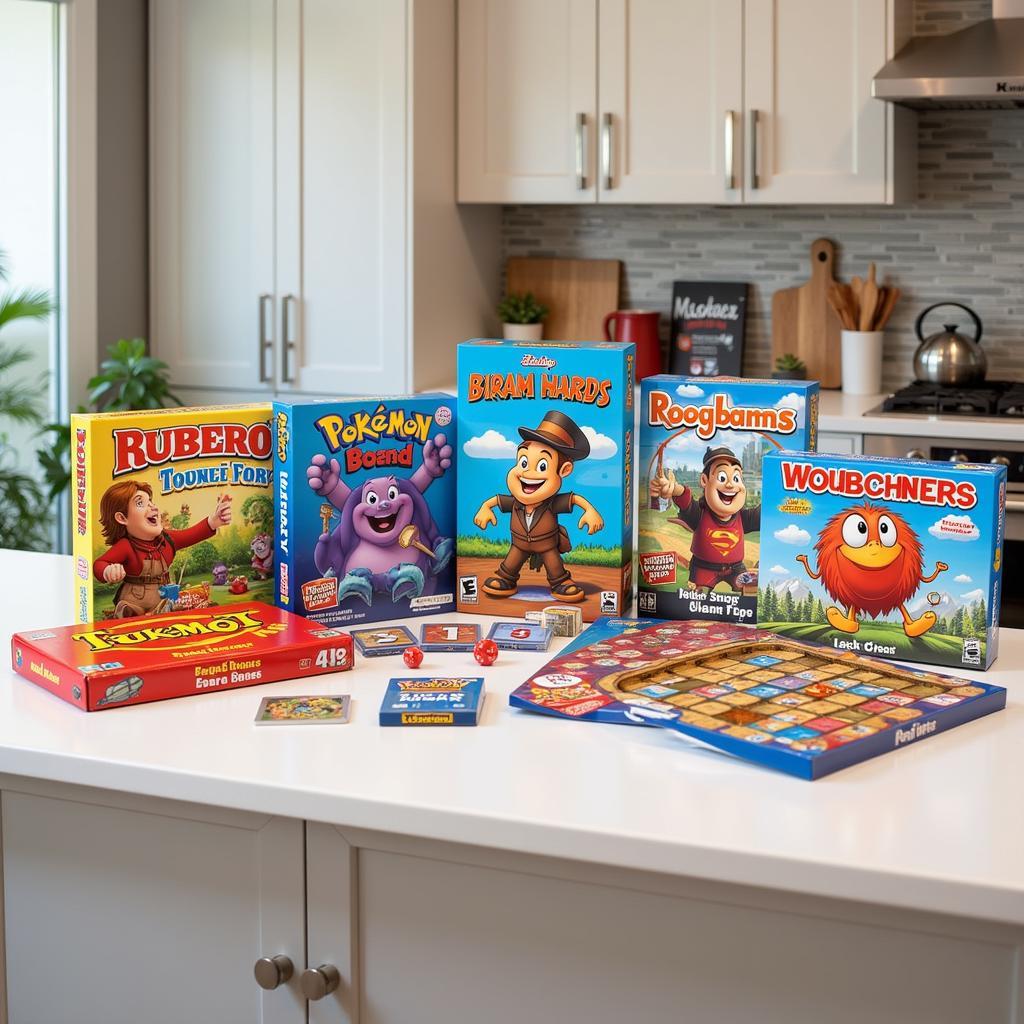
[771,238,842,388]
[506,258,621,341]
[873,285,901,330]
[859,262,880,331]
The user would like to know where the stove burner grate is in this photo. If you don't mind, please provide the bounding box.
[883,381,1023,417]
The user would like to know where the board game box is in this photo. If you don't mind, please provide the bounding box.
[509,617,1006,779]
[638,376,819,625]
[11,602,353,712]
[380,676,485,726]
[757,450,1006,670]
[273,395,456,629]
[72,404,275,623]
[457,339,635,622]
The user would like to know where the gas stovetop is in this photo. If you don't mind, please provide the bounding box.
[881,380,1024,417]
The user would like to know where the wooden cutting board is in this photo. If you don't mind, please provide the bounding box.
[771,238,842,388]
[506,258,621,342]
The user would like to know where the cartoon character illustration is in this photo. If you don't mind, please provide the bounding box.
[306,433,453,605]
[796,502,949,637]
[92,481,232,618]
[229,575,249,595]
[472,411,603,604]
[211,562,229,586]
[250,533,274,579]
[649,445,759,593]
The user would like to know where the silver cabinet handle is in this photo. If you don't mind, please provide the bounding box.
[281,293,297,384]
[601,112,613,190]
[1004,499,1024,513]
[254,954,293,991]
[257,294,273,383]
[574,112,588,190]
[749,109,761,189]
[301,964,340,1001]
[724,110,736,190]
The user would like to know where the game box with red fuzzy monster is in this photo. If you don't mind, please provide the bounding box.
[10,602,353,711]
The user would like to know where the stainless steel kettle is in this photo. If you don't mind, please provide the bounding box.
[913,302,985,386]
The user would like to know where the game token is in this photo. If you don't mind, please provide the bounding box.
[509,617,1006,780]
[380,677,485,726]
[403,646,424,669]
[542,605,583,638]
[473,638,499,666]
[350,625,418,657]
[487,621,552,651]
[419,622,481,652]
[255,695,351,725]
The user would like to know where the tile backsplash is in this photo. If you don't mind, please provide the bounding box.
[502,1,1023,391]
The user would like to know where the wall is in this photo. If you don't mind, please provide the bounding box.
[502,0,1024,390]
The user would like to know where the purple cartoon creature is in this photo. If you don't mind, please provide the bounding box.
[211,562,229,586]
[307,433,453,605]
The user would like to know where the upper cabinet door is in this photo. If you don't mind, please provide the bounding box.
[275,0,408,395]
[744,0,889,204]
[458,0,597,203]
[598,0,743,204]
[150,0,276,391]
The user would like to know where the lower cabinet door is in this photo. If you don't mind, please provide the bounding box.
[2,786,306,1024]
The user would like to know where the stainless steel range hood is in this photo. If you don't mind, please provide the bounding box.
[873,0,1024,109]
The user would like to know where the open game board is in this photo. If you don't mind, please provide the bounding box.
[509,618,1006,779]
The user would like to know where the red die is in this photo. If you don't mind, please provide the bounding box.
[473,638,499,667]
[403,646,424,669]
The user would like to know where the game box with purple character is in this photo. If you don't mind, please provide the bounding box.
[273,396,456,628]
[509,617,1005,779]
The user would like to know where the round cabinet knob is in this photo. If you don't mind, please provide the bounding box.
[906,448,926,460]
[301,964,341,1001]
[254,954,294,991]
[949,451,969,463]
[991,455,1011,467]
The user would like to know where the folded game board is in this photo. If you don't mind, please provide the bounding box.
[509,618,1006,779]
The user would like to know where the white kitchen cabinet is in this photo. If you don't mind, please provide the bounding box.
[458,0,914,205]
[152,0,500,397]
[2,785,305,1024]
[817,430,864,455]
[598,0,743,204]
[457,0,597,203]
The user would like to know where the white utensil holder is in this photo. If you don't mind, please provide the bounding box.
[841,330,884,395]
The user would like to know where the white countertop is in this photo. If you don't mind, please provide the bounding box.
[4,551,1023,925]
[817,389,1024,441]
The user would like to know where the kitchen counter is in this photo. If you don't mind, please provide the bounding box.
[818,389,1024,441]
[1,550,1022,924]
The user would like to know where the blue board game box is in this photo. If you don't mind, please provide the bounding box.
[456,339,635,622]
[757,450,1006,670]
[638,375,819,625]
[380,676,485,726]
[509,617,1006,780]
[273,396,456,628]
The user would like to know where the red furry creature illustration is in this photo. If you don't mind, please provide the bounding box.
[796,502,948,638]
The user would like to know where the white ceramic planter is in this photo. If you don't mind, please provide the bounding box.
[502,322,543,342]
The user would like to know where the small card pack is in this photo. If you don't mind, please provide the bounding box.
[351,625,417,657]
[255,694,351,725]
[379,677,485,726]
[419,622,481,652]
[487,621,552,651]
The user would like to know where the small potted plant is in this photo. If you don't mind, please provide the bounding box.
[773,353,807,381]
[498,291,548,342]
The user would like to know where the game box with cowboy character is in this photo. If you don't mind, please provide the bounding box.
[272,396,456,628]
[757,449,1006,670]
[71,405,275,624]
[638,376,818,625]
[456,339,635,622]
[11,602,352,712]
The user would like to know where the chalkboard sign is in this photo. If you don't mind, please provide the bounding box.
[668,282,748,377]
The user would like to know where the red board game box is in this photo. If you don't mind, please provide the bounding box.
[10,602,353,711]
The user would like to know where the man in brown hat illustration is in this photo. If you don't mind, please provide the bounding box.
[472,410,603,604]
[650,445,759,593]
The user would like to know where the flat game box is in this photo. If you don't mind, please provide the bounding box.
[457,339,635,622]
[509,617,1005,779]
[72,404,275,623]
[11,602,353,712]
[273,396,456,628]
[638,376,818,625]
[380,677,485,726]
[757,450,1006,670]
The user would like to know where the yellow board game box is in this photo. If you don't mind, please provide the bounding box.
[71,405,274,623]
